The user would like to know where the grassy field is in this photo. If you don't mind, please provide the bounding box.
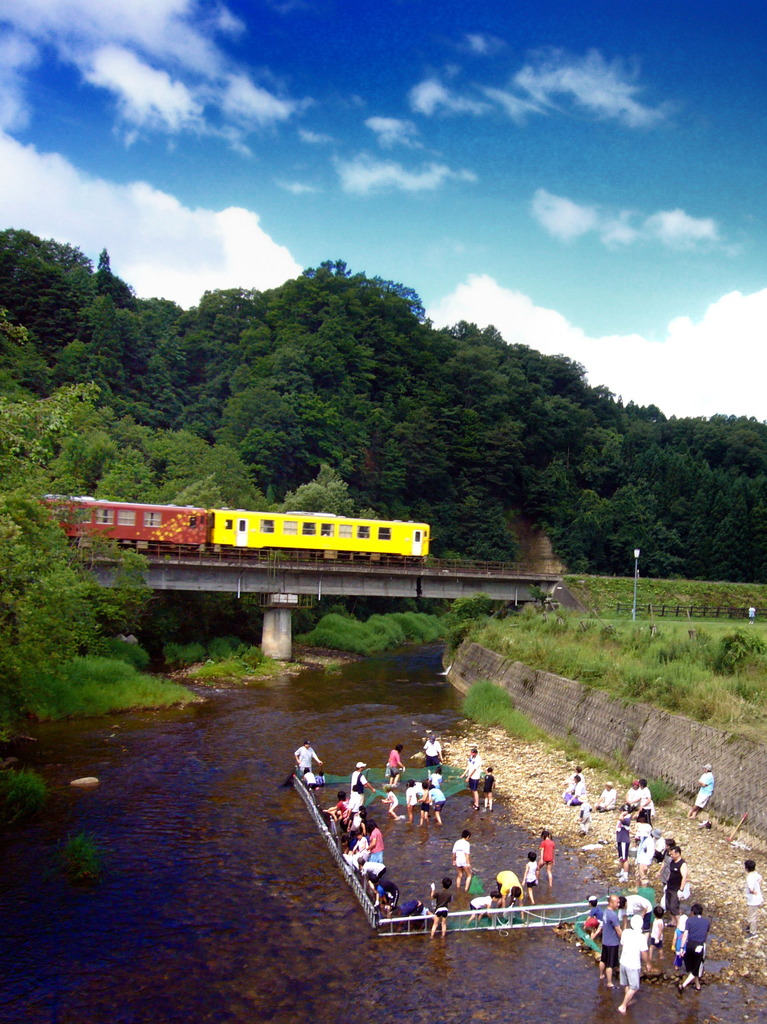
[566,574,767,617]
[470,606,767,741]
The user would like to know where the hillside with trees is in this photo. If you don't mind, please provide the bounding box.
[3,227,767,583]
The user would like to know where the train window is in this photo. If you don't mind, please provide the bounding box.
[339,524,353,538]
[225,519,233,530]
[144,511,162,528]
[302,522,316,536]
[357,526,371,539]
[95,509,114,525]
[320,523,335,537]
[377,527,391,541]
[283,521,298,534]
[260,519,275,533]
[117,510,136,526]
[189,516,197,527]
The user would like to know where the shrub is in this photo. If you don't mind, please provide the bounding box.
[648,778,675,806]
[712,630,766,675]
[101,638,151,671]
[0,768,48,822]
[163,642,206,667]
[61,831,103,881]
[207,636,245,662]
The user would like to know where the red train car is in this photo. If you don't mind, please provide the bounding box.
[47,496,209,548]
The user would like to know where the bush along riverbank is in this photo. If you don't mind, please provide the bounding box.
[441,696,767,990]
[457,606,767,740]
[297,610,444,656]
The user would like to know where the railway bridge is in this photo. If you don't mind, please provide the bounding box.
[93,550,564,659]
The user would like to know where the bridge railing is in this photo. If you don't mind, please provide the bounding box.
[134,546,560,578]
[378,900,594,937]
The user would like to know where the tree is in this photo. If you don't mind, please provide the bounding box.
[281,464,355,515]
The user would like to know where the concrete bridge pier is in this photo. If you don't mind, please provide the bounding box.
[261,594,298,660]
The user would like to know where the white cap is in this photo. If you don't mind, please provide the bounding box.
[356,761,367,769]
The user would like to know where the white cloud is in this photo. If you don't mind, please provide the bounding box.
[531,189,599,241]
[335,154,477,195]
[298,128,334,144]
[84,46,203,133]
[0,131,302,307]
[0,0,226,76]
[481,86,541,124]
[0,0,303,142]
[364,116,420,148]
[408,78,489,116]
[532,188,721,251]
[644,208,719,249]
[428,274,767,419]
[221,73,300,126]
[514,49,668,128]
[277,180,318,194]
[463,33,505,56]
[0,29,38,131]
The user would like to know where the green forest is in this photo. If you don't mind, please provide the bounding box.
[4,226,767,728]
[5,227,767,580]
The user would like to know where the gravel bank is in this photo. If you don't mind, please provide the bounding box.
[442,725,767,988]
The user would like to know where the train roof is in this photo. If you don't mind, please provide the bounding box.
[45,495,207,512]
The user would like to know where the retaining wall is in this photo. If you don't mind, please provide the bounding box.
[451,641,767,839]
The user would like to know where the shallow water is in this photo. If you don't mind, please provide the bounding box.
[1,645,763,1023]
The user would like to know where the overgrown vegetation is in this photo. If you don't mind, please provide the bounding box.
[0,768,48,822]
[566,575,767,616]
[472,609,767,736]
[25,657,192,720]
[60,831,103,881]
[298,611,443,656]
[461,679,546,742]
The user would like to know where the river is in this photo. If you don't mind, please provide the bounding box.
[0,645,759,1023]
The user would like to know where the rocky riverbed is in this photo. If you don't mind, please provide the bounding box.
[441,725,767,988]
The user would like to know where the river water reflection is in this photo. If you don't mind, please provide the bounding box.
[0,645,760,1023]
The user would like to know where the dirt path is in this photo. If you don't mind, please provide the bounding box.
[441,725,767,987]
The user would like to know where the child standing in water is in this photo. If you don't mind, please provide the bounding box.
[539,830,556,888]
[429,877,453,937]
[483,766,496,811]
[382,789,400,820]
[522,851,540,904]
[648,906,665,966]
[405,780,418,823]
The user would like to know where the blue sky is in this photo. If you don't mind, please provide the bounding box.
[1,0,766,419]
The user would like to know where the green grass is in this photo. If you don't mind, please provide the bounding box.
[189,647,291,682]
[298,611,444,656]
[0,768,48,822]
[471,608,767,738]
[60,831,103,881]
[23,656,193,720]
[565,574,767,617]
[462,680,546,742]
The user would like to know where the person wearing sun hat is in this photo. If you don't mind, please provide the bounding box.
[348,761,376,812]
[688,764,715,818]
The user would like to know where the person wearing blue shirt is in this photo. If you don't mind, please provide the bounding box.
[689,764,715,818]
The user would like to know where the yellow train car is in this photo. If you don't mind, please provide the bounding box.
[209,509,430,559]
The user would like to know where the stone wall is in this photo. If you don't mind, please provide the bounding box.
[451,641,767,839]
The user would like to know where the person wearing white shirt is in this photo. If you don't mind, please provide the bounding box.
[463,746,482,810]
[596,783,617,812]
[617,915,647,1014]
[745,859,764,936]
[423,734,442,767]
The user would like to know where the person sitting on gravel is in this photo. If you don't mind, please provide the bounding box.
[625,780,642,811]
[596,782,617,812]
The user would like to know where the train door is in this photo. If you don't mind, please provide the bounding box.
[411,529,423,556]
[236,517,249,547]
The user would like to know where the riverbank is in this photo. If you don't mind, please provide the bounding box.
[441,726,767,988]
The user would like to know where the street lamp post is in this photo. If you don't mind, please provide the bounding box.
[632,548,640,621]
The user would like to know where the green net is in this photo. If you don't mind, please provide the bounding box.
[316,764,470,807]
